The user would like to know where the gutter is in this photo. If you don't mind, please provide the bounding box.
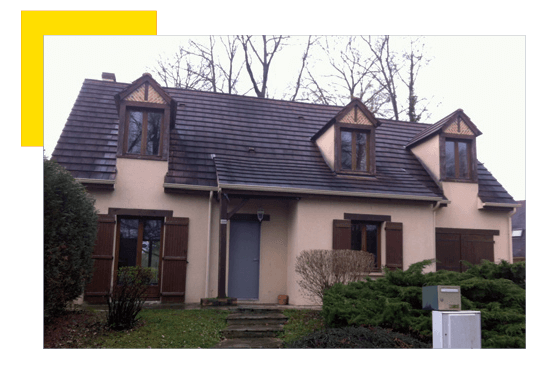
[165,180,449,204]
[76,178,115,185]
[163,183,218,192]
[477,200,522,209]
[218,183,444,203]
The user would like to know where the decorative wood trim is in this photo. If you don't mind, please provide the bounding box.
[344,213,391,222]
[436,227,499,236]
[108,208,173,217]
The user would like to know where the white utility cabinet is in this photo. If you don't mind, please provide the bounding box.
[432,311,481,349]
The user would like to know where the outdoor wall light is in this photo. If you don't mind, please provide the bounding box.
[257,207,265,222]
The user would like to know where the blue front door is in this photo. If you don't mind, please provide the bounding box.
[228,220,260,299]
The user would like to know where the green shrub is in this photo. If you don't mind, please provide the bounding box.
[286,326,431,348]
[44,160,98,323]
[106,266,156,330]
[322,259,526,348]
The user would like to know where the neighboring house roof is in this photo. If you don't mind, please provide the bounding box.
[52,78,515,205]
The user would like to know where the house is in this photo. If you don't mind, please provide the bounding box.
[51,72,519,306]
[511,200,526,261]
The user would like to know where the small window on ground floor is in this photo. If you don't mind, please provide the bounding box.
[350,221,381,269]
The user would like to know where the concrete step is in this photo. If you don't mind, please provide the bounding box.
[222,307,288,347]
[213,337,283,349]
[227,312,288,326]
[222,324,284,339]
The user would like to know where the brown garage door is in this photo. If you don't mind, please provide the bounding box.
[436,228,498,272]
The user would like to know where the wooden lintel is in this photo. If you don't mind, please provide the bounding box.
[227,198,250,219]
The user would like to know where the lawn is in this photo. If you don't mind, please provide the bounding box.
[44,307,325,349]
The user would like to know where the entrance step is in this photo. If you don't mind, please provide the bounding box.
[216,307,289,348]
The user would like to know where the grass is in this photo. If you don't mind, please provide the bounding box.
[45,307,325,349]
[280,309,325,346]
[45,308,229,348]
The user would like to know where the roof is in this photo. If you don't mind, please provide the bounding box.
[52,78,516,205]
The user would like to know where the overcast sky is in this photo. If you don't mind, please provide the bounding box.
[44,35,525,200]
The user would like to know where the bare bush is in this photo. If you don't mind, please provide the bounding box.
[295,249,375,303]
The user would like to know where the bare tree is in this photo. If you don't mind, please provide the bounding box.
[239,35,288,98]
[364,35,402,120]
[399,37,431,123]
[218,36,243,95]
[289,36,315,101]
[303,37,389,115]
[151,36,243,94]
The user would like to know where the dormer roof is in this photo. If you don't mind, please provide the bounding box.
[115,72,173,106]
[405,109,482,149]
[311,98,380,141]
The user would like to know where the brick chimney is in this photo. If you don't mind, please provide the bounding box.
[102,72,116,82]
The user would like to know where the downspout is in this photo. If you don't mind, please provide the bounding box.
[204,191,213,298]
[507,207,517,263]
[432,201,443,268]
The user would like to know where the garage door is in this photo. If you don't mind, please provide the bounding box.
[436,228,497,272]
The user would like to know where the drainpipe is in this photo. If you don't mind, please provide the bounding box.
[205,191,213,298]
[507,207,517,263]
[432,201,443,267]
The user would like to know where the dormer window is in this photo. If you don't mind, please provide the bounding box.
[335,124,374,174]
[439,112,481,183]
[341,130,368,171]
[312,98,379,176]
[445,139,472,180]
[125,108,164,156]
[115,73,174,161]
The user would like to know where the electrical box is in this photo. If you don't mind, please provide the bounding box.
[422,285,461,311]
[432,311,481,348]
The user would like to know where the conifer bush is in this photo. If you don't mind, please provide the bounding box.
[322,259,526,348]
[286,326,431,348]
[44,160,98,323]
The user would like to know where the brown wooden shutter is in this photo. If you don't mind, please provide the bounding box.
[385,222,403,270]
[333,219,352,250]
[161,217,189,302]
[84,214,116,303]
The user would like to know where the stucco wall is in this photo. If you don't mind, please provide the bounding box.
[285,196,437,305]
[315,125,335,171]
[436,182,513,263]
[87,159,512,307]
[410,133,440,181]
[90,158,212,303]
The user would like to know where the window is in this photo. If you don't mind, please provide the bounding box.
[445,139,472,180]
[118,217,163,285]
[341,130,369,171]
[350,221,381,269]
[512,229,523,237]
[125,108,164,157]
[338,127,374,174]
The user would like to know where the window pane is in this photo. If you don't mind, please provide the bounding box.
[127,111,143,154]
[356,132,367,171]
[141,219,162,284]
[366,224,378,266]
[146,112,162,155]
[445,141,456,178]
[341,131,352,170]
[350,223,362,251]
[458,142,469,178]
[118,218,139,270]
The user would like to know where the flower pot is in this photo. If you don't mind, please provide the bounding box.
[278,295,289,305]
